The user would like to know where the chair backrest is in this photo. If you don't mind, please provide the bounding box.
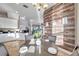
[48,36,56,44]
[4,40,25,56]
[0,43,7,56]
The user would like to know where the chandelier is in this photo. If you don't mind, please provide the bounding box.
[32,3,48,11]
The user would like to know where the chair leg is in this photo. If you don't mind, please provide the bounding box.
[7,53,9,56]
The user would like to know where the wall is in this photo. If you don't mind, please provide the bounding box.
[19,17,29,31]
[75,4,79,46]
[43,3,75,52]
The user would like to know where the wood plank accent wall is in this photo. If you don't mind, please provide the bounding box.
[43,3,75,52]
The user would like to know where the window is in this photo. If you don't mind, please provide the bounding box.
[62,16,68,25]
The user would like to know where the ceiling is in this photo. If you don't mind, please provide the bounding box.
[0,3,54,24]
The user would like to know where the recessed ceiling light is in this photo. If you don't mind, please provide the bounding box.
[16,11,18,13]
[23,5,28,8]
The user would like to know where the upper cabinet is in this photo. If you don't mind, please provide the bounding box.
[0,17,18,29]
[0,6,19,31]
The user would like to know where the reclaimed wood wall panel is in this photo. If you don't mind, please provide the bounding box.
[43,3,75,53]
